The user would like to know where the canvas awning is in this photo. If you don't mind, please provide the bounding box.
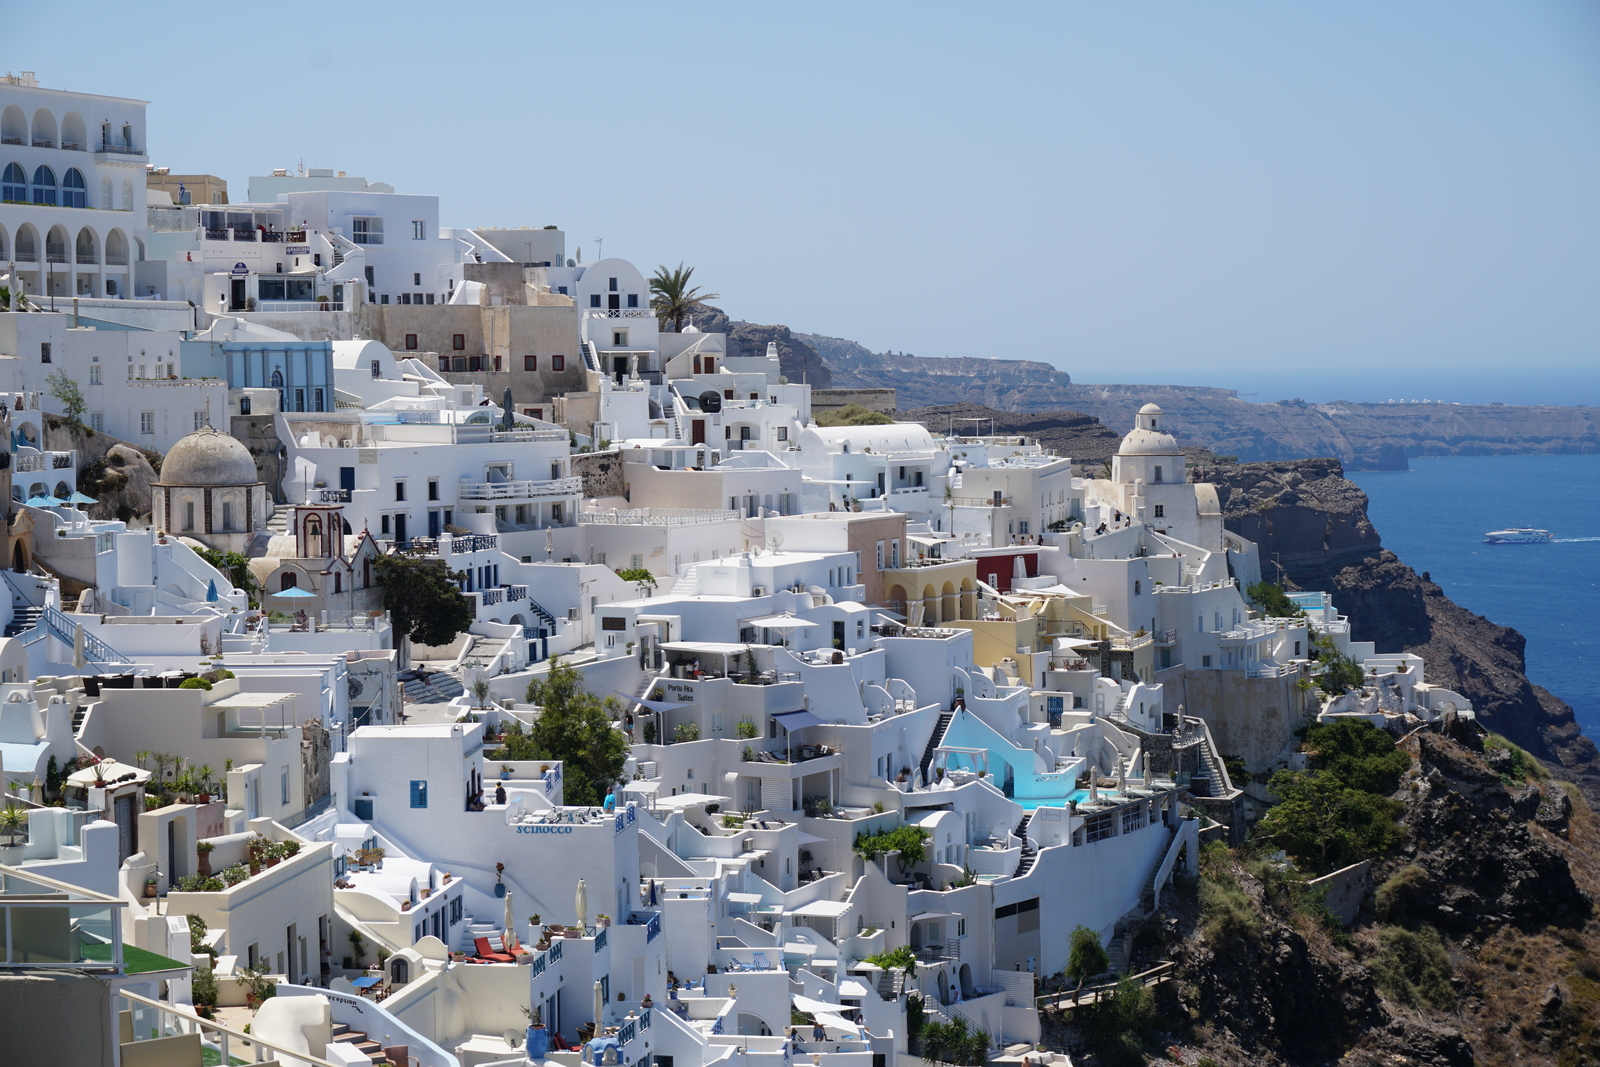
[726,892,764,904]
[793,994,849,1014]
[773,710,824,731]
[814,1012,860,1033]
[909,911,957,923]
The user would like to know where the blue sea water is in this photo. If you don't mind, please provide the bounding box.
[1348,456,1600,744]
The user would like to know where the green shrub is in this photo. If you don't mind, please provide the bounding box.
[672,721,700,743]
[1312,634,1366,695]
[191,964,218,1007]
[1246,581,1304,619]
[1371,925,1454,1010]
[721,814,745,829]
[1374,864,1432,926]
[1254,770,1403,874]
[1303,719,1410,794]
[864,945,917,977]
[178,677,213,691]
[1065,924,1108,983]
[735,718,758,739]
[853,824,930,874]
[1085,977,1155,1067]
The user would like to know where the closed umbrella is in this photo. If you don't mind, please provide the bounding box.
[501,387,515,430]
[504,888,515,946]
[72,621,86,671]
[1013,555,1027,579]
[593,979,605,1029]
[574,878,588,928]
[206,579,218,603]
[648,879,657,907]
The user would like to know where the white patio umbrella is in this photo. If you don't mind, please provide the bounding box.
[72,621,86,671]
[504,888,514,945]
[574,878,588,928]
[593,979,605,1029]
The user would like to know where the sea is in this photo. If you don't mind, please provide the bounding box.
[1349,455,1600,745]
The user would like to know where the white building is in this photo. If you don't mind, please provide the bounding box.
[0,73,148,304]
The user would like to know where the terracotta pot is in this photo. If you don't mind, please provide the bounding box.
[144,882,157,898]
[196,852,212,878]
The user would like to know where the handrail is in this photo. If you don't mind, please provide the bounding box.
[41,606,133,664]
[118,988,346,1067]
[1035,961,1176,1010]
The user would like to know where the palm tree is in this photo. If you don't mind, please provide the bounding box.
[648,263,719,333]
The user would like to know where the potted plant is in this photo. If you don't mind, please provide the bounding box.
[194,765,215,804]
[500,765,513,781]
[144,875,158,898]
[596,914,611,928]
[494,862,506,898]
[196,840,215,877]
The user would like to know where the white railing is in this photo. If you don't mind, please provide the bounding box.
[581,507,740,526]
[458,476,582,501]
[118,989,344,1067]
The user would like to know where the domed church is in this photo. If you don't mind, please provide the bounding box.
[1093,403,1222,551]
[150,426,268,553]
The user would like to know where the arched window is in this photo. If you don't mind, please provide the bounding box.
[120,179,132,209]
[1133,580,1141,596]
[75,228,96,264]
[13,225,35,263]
[100,176,111,208]
[333,572,342,594]
[280,571,299,591]
[61,168,85,208]
[105,229,127,266]
[1,163,24,202]
[31,165,55,205]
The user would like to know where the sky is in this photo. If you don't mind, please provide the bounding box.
[11,2,1600,404]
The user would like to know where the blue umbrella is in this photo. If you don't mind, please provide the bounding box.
[272,586,318,598]
[25,495,66,507]
[206,579,218,603]
[67,491,97,505]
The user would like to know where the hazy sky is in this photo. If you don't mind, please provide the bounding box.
[12,2,1600,401]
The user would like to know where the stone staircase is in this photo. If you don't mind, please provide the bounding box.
[329,1021,387,1063]
[1013,813,1038,878]
[918,710,954,785]
[4,604,42,638]
[246,505,290,557]
[1139,827,1179,914]
[875,966,907,1001]
[1105,926,1130,975]
[1193,744,1223,797]
[400,669,465,705]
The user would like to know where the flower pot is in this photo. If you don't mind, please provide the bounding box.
[500,770,511,780]
[526,1025,550,1059]
[494,883,506,898]
[196,853,212,878]
[197,793,211,805]
[144,882,157,898]
[596,916,610,928]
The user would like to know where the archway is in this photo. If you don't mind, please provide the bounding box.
[52,481,69,500]
[29,108,56,148]
[922,584,939,626]
[886,584,908,620]
[75,227,96,265]
[941,581,958,623]
[960,577,976,620]
[14,223,37,263]
[105,228,128,267]
[0,105,25,143]
[60,111,85,151]
[11,541,25,572]
[45,225,68,263]
[958,963,974,999]
[936,970,950,1006]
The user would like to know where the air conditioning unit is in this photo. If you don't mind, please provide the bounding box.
[752,586,766,596]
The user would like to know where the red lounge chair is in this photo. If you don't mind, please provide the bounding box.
[473,936,515,963]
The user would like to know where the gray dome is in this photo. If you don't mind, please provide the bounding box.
[1118,427,1181,456]
[159,427,259,486]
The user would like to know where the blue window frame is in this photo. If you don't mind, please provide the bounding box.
[409,780,428,808]
[31,165,55,205]
[61,168,85,208]
[1,163,24,202]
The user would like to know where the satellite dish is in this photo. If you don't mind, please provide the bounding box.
[767,530,785,550]
[698,391,723,414]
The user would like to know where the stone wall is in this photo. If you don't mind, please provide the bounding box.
[1179,668,1316,772]
[1308,859,1372,926]
[572,450,623,500]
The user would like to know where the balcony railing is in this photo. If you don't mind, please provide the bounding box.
[60,141,83,151]
[13,250,36,262]
[1110,633,1153,650]
[104,254,127,266]
[75,253,96,264]
[479,588,504,606]
[457,476,582,501]
[98,140,142,155]
[204,228,229,240]
[232,228,256,242]
[581,507,740,526]
[951,495,1011,507]
[1153,628,1178,646]
[45,251,67,264]
[32,139,54,149]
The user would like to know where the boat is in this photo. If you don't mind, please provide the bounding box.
[1483,528,1552,544]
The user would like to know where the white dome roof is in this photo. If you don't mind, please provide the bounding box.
[158,427,259,486]
[1138,402,1163,415]
[1119,426,1181,456]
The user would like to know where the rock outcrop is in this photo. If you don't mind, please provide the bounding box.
[1207,458,1600,807]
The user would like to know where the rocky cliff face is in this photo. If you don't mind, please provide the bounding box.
[797,331,1076,410]
[1113,729,1598,1067]
[1208,458,1600,806]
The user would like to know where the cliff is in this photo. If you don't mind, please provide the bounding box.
[1208,457,1600,807]
[1074,727,1599,1067]
[795,331,1076,410]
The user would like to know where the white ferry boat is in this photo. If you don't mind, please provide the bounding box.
[1484,528,1553,544]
